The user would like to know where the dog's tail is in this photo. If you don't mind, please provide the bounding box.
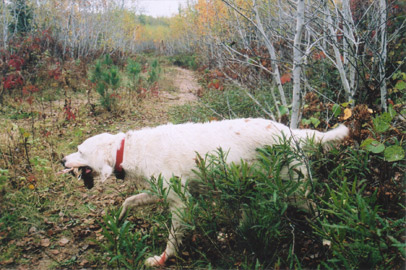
[292,124,349,147]
[319,124,349,144]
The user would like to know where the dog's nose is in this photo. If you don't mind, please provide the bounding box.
[61,158,66,167]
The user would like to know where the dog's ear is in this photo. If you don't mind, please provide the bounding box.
[100,165,113,183]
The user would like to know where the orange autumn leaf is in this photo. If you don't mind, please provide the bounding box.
[312,51,326,60]
[280,73,291,84]
[343,108,352,120]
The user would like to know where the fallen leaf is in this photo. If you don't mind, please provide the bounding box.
[84,219,94,225]
[49,249,60,255]
[29,226,37,234]
[343,108,352,120]
[0,258,14,265]
[80,259,89,266]
[59,237,69,246]
[41,238,51,247]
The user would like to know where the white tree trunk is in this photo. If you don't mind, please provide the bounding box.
[1,0,8,49]
[290,0,305,129]
[324,1,353,102]
[252,0,287,107]
[379,0,388,111]
[341,0,357,90]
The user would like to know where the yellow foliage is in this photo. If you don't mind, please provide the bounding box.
[343,108,352,120]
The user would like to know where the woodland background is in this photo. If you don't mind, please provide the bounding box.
[0,0,405,269]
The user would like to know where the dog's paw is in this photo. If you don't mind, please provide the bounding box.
[118,203,129,221]
[118,208,126,221]
[145,252,167,267]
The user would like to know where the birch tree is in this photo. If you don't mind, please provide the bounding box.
[378,0,388,112]
[252,0,287,108]
[290,0,305,129]
[1,0,8,49]
[319,0,354,102]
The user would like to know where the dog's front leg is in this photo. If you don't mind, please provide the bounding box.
[118,193,160,221]
[145,203,186,267]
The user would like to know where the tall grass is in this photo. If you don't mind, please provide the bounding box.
[169,87,275,123]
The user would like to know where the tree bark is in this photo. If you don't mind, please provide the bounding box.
[290,0,305,129]
[252,0,287,107]
[323,1,353,102]
[379,0,388,111]
[1,0,8,49]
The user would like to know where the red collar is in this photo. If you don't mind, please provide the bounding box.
[115,138,125,172]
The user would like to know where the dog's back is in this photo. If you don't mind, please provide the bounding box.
[123,118,348,181]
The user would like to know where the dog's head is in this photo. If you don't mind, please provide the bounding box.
[61,133,125,189]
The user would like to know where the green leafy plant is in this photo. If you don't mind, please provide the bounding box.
[361,107,405,162]
[97,208,149,269]
[148,59,161,84]
[0,169,9,188]
[313,177,405,269]
[90,55,121,111]
[332,103,342,117]
[302,116,321,128]
[169,54,198,70]
[309,142,405,269]
[392,71,406,93]
[126,58,142,90]
[159,140,313,269]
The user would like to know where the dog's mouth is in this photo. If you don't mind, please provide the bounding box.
[58,166,94,189]
[77,166,94,189]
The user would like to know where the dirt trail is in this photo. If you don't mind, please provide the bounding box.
[134,66,200,127]
[161,66,199,106]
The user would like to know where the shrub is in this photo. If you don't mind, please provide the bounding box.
[147,140,317,269]
[311,140,405,269]
[143,137,405,268]
[313,177,405,269]
[361,106,405,162]
[90,55,121,111]
[169,54,198,70]
[126,58,142,90]
[147,59,161,84]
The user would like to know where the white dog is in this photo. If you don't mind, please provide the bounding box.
[61,118,349,266]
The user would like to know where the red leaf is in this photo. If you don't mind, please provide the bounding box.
[280,73,291,84]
